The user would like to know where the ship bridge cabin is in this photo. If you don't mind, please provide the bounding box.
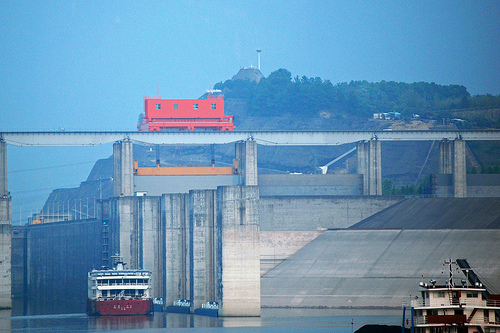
[410,282,500,333]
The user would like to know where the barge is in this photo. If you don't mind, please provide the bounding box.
[404,259,500,333]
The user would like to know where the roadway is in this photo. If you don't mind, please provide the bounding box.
[1,130,499,147]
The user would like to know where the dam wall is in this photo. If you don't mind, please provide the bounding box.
[259,195,403,231]
[435,174,500,197]
[11,191,403,314]
[21,219,101,314]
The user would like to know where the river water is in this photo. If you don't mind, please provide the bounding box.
[0,308,401,332]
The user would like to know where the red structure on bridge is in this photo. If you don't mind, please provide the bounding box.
[139,91,235,131]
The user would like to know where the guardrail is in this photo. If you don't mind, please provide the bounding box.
[414,316,500,326]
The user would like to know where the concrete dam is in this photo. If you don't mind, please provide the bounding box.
[2,130,500,315]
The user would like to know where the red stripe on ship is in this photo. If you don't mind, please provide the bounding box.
[89,299,152,316]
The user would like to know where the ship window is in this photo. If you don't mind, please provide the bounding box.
[437,292,446,297]
[466,292,478,298]
[173,103,178,110]
[211,103,216,109]
[155,103,161,110]
[193,103,199,110]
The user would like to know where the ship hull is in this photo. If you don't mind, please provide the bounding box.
[87,299,153,316]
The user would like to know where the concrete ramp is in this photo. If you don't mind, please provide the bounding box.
[261,229,500,309]
[351,198,500,229]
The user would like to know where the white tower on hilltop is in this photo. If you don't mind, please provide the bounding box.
[256,49,261,70]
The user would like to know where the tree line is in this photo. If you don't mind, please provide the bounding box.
[214,69,500,127]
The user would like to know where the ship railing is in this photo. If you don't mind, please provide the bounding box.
[487,300,500,307]
[101,296,150,301]
[411,299,487,307]
[468,318,500,326]
[97,282,149,286]
[413,316,428,325]
[413,316,500,326]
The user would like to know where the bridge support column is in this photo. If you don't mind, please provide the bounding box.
[113,139,134,197]
[369,139,382,195]
[0,141,7,197]
[439,139,467,197]
[0,140,11,309]
[235,140,258,186]
[217,186,260,316]
[439,140,453,174]
[453,139,467,198]
[357,141,369,194]
[357,140,382,195]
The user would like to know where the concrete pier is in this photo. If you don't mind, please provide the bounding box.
[439,140,453,174]
[369,139,382,195]
[439,139,467,197]
[357,140,382,195]
[113,140,134,197]
[453,139,467,198]
[217,186,260,316]
[0,140,11,309]
[235,140,258,186]
[163,193,190,306]
[0,141,7,196]
[190,190,218,310]
[357,141,369,194]
[107,196,161,266]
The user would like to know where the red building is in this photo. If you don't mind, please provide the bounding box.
[139,91,235,131]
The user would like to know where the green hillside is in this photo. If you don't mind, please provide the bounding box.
[215,68,500,128]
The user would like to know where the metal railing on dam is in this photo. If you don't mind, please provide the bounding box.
[1,130,499,146]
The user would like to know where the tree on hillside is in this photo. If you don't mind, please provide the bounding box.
[214,68,500,127]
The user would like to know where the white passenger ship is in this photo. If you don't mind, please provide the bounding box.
[405,259,500,333]
[87,262,153,316]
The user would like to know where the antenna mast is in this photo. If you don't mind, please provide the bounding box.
[256,49,262,70]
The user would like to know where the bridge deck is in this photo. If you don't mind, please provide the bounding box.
[1,130,499,146]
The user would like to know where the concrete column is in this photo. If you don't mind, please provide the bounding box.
[189,190,217,311]
[217,186,260,317]
[235,140,258,186]
[453,139,467,198]
[108,197,137,268]
[357,141,370,195]
[113,142,122,197]
[0,140,11,309]
[439,140,453,174]
[357,141,369,195]
[0,141,7,196]
[369,139,382,195]
[138,196,162,298]
[113,140,134,197]
[163,193,189,307]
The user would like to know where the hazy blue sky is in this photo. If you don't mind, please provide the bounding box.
[1,1,499,222]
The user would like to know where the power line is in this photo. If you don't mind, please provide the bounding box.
[8,161,96,174]
[11,184,82,195]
